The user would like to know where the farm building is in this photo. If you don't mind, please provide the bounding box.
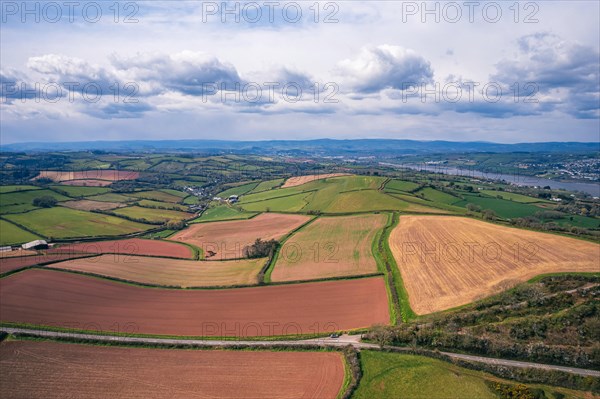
[22,240,48,250]
[228,195,239,203]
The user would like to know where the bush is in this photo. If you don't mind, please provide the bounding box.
[32,195,57,208]
[242,238,278,258]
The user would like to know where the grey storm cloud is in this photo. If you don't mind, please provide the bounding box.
[337,45,434,93]
[110,51,244,96]
[492,33,600,119]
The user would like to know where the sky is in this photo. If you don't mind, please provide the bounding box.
[1,0,599,144]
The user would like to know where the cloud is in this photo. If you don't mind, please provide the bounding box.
[492,33,600,119]
[337,45,433,93]
[110,51,243,96]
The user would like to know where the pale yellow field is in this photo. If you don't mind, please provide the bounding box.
[271,214,387,282]
[47,255,266,287]
[281,173,351,188]
[390,216,600,314]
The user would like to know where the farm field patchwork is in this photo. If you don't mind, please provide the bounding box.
[0,219,40,246]
[60,179,114,186]
[60,200,125,211]
[128,190,184,203]
[136,199,189,211]
[0,189,70,206]
[0,253,93,274]
[384,179,421,192]
[0,270,390,336]
[191,205,258,223]
[4,207,151,239]
[36,170,139,182]
[50,185,111,197]
[217,182,259,197]
[84,193,137,203]
[454,194,544,219]
[479,190,548,203]
[171,213,310,260]
[0,340,346,399]
[112,206,192,223]
[49,238,194,259]
[281,173,351,187]
[271,214,387,282]
[414,187,462,205]
[248,178,284,193]
[48,255,265,287]
[0,185,41,193]
[389,215,600,314]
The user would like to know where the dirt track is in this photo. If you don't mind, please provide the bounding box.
[0,340,345,398]
[0,270,390,337]
[171,213,310,260]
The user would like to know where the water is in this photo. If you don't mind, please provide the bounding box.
[383,163,600,197]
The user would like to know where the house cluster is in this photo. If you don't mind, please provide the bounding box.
[1,239,49,254]
[212,195,239,204]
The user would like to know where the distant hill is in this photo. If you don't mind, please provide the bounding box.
[1,139,598,155]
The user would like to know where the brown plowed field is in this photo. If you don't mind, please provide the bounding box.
[0,270,389,336]
[171,213,310,260]
[390,216,600,314]
[48,255,265,287]
[0,340,345,399]
[272,214,387,282]
[61,200,125,211]
[36,170,139,182]
[0,253,91,274]
[0,249,37,258]
[282,173,351,188]
[49,238,194,259]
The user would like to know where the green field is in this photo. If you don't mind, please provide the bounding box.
[384,179,421,192]
[241,192,312,213]
[0,185,42,194]
[312,190,410,213]
[0,203,40,215]
[190,204,257,223]
[50,185,111,197]
[0,219,40,245]
[112,206,191,222]
[415,187,462,205]
[248,178,285,193]
[455,194,544,219]
[137,199,189,211]
[85,193,137,203]
[480,190,548,203]
[238,175,435,214]
[0,189,70,206]
[183,195,200,205]
[218,182,259,198]
[4,207,150,239]
[129,190,182,203]
[354,351,574,399]
[159,189,188,198]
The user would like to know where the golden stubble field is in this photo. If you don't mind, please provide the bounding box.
[48,255,265,287]
[390,216,600,314]
[271,214,387,282]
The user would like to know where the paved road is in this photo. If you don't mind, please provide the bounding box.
[2,327,599,378]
